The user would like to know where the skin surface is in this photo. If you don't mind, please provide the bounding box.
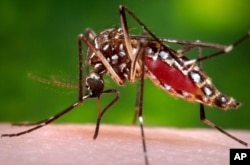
[0,124,249,165]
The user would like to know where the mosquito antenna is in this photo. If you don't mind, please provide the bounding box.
[27,73,78,89]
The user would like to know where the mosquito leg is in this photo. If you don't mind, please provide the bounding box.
[93,89,120,139]
[11,33,89,127]
[199,104,248,146]
[120,5,161,46]
[128,36,149,164]
[196,45,247,146]
[124,5,249,62]
[1,95,90,137]
[78,32,90,99]
[165,31,249,62]
[120,4,142,124]
[119,5,134,61]
[131,42,146,125]
[132,50,145,125]
[11,119,54,127]
[196,31,250,62]
[132,82,140,125]
[2,30,94,134]
[120,6,150,163]
[137,42,149,165]
[78,33,123,85]
[129,35,228,50]
[83,29,97,78]
[120,5,182,66]
[119,6,141,81]
[131,30,250,53]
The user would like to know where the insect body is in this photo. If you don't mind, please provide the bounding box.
[87,28,141,84]
[88,27,239,109]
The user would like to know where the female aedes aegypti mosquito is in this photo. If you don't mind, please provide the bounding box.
[2,5,249,165]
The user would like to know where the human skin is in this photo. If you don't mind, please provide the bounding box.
[0,124,249,165]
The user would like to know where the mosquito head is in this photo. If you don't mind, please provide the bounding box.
[85,73,104,97]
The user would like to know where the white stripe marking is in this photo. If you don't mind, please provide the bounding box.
[139,116,144,124]
[225,45,233,53]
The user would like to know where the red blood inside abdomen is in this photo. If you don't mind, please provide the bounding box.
[144,56,201,95]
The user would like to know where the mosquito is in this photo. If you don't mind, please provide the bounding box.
[2,5,249,165]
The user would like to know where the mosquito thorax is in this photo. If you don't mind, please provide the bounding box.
[87,28,140,83]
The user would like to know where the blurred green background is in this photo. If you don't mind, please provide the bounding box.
[0,0,249,130]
